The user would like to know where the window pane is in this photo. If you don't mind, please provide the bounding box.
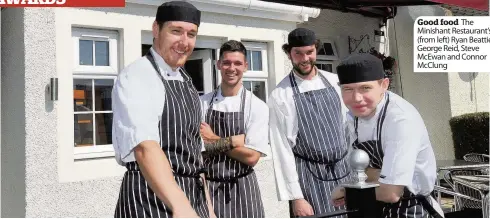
[318,43,335,56]
[73,79,93,111]
[74,114,94,147]
[243,80,266,102]
[315,63,333,72]
[95,113,113,145]
[243,81,252,92]
[246,50,251,70]
[94,79,114,111]
[95,41,110,66]
[252,81,266,102]
[184,59,204,92]
[252,51,262,71]
[323,43,334,56]
[79,40,93,66]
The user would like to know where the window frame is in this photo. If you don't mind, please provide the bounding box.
[243,41,268,78]
[317,38,339,61]
[72,27,119,75]
[316,39,339,73]
[71,27,119,160]
[315,60,338,73]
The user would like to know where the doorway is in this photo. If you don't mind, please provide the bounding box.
[141,45,216,95]
[185,49,213,95]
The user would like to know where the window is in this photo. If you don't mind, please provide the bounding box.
[243,79,267,102]
[315,39,339,73]
[72,27,119,159]
[242,42,269,102]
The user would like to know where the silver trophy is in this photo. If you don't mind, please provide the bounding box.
[342,149,379,189]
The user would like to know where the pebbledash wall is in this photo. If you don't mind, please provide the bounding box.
[0,0,322,217]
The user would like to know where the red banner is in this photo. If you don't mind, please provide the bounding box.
[0,0,125,7]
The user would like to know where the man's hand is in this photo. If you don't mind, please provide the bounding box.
[331,187,345,207]
[200,122,220,143]
[292,199,314,217]
[230,134,245,148]
[366,168,381,183]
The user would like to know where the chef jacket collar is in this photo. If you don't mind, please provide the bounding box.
[213,84,245,102]
[150,47,181,78]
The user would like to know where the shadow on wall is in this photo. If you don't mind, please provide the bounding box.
[45,83,54,112]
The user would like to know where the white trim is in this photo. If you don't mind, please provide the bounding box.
[315,60,339,73]
[74,145,115,160]
[243,41,268,78]
[72,27,119,75]
[72,73,116,159]
[126,0,320,23]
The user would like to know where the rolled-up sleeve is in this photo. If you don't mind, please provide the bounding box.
[269,96,303,201]
[112,70,163,165]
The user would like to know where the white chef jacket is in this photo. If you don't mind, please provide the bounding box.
[349,91,438,196]
[112,47,203,166]
[200,86,271,157]
[268,69,350,201]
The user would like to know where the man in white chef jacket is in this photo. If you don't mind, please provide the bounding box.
[269,27,353,218]
[331,53,444,218]
[199,40,269,218]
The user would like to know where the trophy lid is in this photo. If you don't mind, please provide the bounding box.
[349,149,370,172]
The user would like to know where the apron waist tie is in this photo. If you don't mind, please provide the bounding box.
[293,151,349,182]
[399,194,443,218]
[205,169,254,183]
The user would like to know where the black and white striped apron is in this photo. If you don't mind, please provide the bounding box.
[352,93,442,218]
[288,72,352,218]
[203,87,265,218]
[114,51,209,218]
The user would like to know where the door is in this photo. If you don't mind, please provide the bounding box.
[185,49,213,95]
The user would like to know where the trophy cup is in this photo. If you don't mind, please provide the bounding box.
[342,149,382,218]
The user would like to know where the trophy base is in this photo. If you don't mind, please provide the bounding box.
[342,182,379,189]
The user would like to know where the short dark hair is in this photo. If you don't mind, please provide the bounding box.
[282,39,321,54]
[219,40,247,60]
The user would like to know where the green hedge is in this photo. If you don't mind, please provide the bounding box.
[449,112,489,159]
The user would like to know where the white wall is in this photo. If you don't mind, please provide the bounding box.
[7,3,298,217]
[298,9,385,63]
[389,6,454,160]
[389,6,489,160]
[1,8,27,217]
[448,72,489,117]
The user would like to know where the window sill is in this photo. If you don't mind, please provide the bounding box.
[74,144,115,160]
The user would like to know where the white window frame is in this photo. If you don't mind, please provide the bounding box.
[73,75,117,159]
[72,27,119,75]
[243,41,268,78]
[71,27,119,160]
[316,39,339,73]
[315,60,338,73]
